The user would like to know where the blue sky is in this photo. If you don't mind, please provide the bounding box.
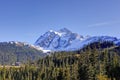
[0,0,120,44]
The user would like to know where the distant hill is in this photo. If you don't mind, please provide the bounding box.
[81,41,115,51]
[0,41,46,65]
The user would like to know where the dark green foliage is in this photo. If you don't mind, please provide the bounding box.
[82,41,115,51]
[0,41,120,80]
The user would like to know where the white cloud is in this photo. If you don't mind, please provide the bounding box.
[87,21,120,27]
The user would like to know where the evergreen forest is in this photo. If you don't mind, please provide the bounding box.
[0,42,120,80]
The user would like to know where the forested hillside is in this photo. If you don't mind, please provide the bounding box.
[0,42,46,65]
[0,42,120,80]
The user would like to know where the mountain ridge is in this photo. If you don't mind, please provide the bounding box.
[0,28,120,64]
[0,41,46,65]
[35,28,120,51]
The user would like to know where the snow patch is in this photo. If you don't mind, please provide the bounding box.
[35,28,120,51]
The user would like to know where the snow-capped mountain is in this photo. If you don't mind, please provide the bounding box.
[35,28,86,51]
[35,28,120,51]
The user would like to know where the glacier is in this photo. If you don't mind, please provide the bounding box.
[35,28,120,52]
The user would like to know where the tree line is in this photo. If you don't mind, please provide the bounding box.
[0,41,120,80]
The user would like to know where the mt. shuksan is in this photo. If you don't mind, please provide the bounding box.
[35,28,120,51]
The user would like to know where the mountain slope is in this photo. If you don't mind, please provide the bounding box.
[0,41,46,65]
[35,28,87,51]
[35,28,120,51]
